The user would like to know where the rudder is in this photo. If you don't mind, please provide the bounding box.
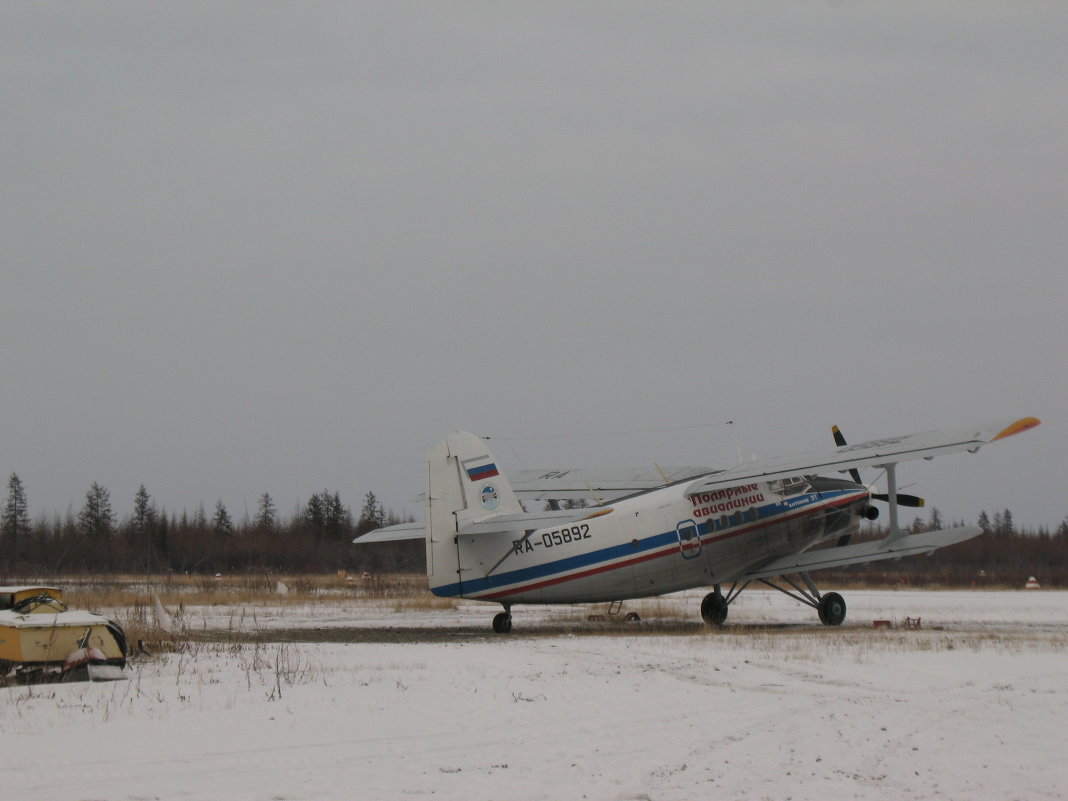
[425,432,522,595]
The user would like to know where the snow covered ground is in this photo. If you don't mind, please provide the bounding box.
[3,590,1066,801]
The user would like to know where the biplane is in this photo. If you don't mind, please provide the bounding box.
[356,417,1039,632]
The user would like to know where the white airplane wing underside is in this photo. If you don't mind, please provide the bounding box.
[508,466,717,502]
[456,507,614,536]
[739,527,983,582]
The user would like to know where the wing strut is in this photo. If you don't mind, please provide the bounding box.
[883,462,906,541]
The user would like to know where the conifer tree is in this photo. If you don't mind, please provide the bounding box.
[213,500,233,536]
[2,473,30,562]
[152,506,170,566]
[303,493,325,534]
[325,491,353,539]
[256,492,276,530]
[927,507,943,531]
[133,485,154,540]
[301,490,353,540]
[356,491,384,535]
[79,482,115,539]
[1001,508,1014,536]
[1056,517,1068,541]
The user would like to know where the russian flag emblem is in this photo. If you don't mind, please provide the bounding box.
[464,458,499,482]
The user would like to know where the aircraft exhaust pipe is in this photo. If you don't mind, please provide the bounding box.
[863,505,880,521]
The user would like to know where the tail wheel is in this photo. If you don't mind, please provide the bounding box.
[700,591,729,626]
[818,592,847,626]
[492,611,512,634]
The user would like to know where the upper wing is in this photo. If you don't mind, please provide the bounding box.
[684,417,1039,497]
[356,417,1039,545]
[508,466,717,502]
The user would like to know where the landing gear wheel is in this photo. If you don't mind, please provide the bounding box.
[700,592,729,626]
[492,611,512,634]
[818,592,846,626]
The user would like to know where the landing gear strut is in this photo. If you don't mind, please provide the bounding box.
[755,573,847,626]
[699,574,848,627]
[492,606,512,634]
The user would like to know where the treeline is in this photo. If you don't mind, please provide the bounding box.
[823,507,1068,588]
[0,474,421,577]
[3,473,1067,586]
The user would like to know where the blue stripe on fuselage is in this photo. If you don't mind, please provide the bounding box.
[432,489,858,598]
[432,529,679,598]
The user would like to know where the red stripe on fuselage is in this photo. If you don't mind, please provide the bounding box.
[474,493,863,601]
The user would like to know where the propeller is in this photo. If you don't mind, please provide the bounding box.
[831,425,925,508]
[830,425,863,485]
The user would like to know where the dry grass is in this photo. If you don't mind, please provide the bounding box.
[27,575,1065,660]
[48,574,435,654]
[61,573,428,608]
[391,596,459,611]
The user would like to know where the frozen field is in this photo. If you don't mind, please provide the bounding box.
[3,590,1066,801]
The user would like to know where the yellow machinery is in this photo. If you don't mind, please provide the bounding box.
[0,586,127,676]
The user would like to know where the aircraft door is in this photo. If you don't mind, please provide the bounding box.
[675,519,702,560]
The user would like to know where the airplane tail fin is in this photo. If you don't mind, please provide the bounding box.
[425,432,522,594]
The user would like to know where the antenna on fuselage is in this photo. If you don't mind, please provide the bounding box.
[727,420,742,464]
[653,462,670,485]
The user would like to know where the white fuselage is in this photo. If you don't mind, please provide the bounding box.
[432,478,868,604]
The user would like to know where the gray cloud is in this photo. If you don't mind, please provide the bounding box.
[2,3,1064,529]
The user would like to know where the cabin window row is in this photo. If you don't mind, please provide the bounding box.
[710,507,760,531]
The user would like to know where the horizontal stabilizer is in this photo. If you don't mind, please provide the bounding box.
[353,522,426,544]
[355,509,617,542]
[740,527,983,581]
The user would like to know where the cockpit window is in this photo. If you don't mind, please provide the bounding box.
[769,477,809,497]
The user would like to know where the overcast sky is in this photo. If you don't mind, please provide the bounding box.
[2,3,1065,532]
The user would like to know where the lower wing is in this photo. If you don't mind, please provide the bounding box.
[738,527,982,582]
